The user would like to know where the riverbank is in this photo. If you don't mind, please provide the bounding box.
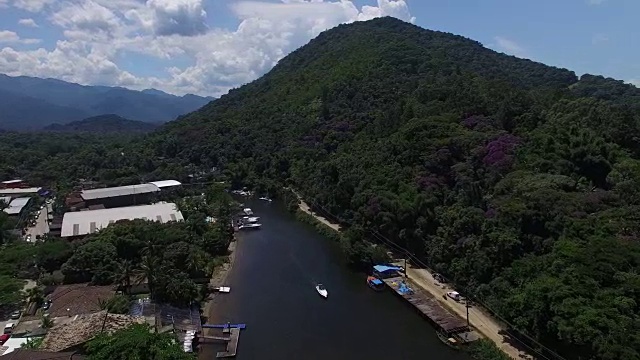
[295,197,532,360]
[202,238,238,327]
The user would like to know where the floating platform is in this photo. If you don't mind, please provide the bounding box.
[216,328,240,358]
[202,323,246,329]
[383,276,473,339]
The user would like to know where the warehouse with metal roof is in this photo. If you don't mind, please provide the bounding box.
[61,202,183,238]
[80,184,160,200]
[3,197,31,215]
[0,187,42,196]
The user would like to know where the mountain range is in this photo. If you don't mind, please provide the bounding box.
[0,74,214,131]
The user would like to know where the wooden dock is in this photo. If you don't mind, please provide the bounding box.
[383,276,470,335]
[215,328,240,358]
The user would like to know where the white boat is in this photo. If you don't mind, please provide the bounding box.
[259,196,273,202]
[243,208,253,216]
[316,283,328,298]
[242,216,260,223]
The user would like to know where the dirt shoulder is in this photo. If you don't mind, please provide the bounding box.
[295,195,532,360]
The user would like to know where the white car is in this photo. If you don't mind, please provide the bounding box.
[446,291,461,301]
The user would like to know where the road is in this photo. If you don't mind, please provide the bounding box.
[295,193,533,360]
[0,280,37,333]
[25,205,49,241]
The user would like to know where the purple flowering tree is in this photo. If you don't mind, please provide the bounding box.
[482,134,522,170]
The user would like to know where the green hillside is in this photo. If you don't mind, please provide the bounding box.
[3,17,640,359]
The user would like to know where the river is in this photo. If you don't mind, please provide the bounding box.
[201,199,471,360]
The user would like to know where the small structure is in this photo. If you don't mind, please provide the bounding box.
[148,180,182,189]
[0,180,26,189]
[2,197,31,216]
[372,265,402,279]
[61,202,183,238]
[0,188,42,198]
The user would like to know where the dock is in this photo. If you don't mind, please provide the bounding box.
[215,328,240,358]
[383,276,477,341]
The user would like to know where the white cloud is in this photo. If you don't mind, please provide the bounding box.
[493,36,528,58]
[587,0,606,5]
[629,79,640,87]
[18,18,39,27]
[13,0,56,12]
[0,30,40,44]
[0,0,415,95]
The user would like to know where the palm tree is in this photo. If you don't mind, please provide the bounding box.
[112,260,136,295]
[140,255,159,300]
[41,315,53,329]
[24,286,44,305]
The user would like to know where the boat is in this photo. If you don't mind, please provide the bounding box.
[367,276,385,291]
[243,208,253,216]
[315,283,328,298]
[242,216,260,223]
[259,196,273,202]
[436,330,460,349]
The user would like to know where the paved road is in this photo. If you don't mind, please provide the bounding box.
[0,280,36,333]
[25,206,49,241]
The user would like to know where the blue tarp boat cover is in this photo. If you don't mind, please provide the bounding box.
[370,278,383,285]
[373,265,401,273]
[398,282,413,295]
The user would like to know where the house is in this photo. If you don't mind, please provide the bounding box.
[60,203,184,239]
[46,284,115,318]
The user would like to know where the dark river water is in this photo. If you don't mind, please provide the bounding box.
[201,200,470,360]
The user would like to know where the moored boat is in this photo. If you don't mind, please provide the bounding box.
[258,196,273,202]
[238,223,262,230]
[367,276,385,291]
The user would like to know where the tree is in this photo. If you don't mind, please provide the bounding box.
[0,276,23,307]
[85,323,195,360]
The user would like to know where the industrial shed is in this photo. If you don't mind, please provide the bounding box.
[80,184,160,208]
[61,202,183,238]
[0,187,42,197]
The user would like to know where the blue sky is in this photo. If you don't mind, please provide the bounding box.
[0,0,637,96]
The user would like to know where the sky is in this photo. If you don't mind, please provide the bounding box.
[0,0,637,96]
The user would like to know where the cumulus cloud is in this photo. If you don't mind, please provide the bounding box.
[0,30,40,44]
[493,36,528,58]
[18,18,39,27]
[0,0,415,95]
[13,0,56,12]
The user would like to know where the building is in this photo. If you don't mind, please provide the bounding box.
[61,202,183,238]
[148,180,182,189]
[0,180,26,189]
[46,284,116,318]
[2,197,31,217]
[0,188,42,198]
[79,184,160,208]
[0,349,86,359]
[0,196,10,206]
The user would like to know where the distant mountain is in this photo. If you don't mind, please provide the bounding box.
[43,114,159,133]
[0,74,215,131]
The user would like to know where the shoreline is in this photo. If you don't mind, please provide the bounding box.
[295,196,531,360]
[202,236,238,332]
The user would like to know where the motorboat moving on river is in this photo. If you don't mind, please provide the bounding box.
[315,283,328,298]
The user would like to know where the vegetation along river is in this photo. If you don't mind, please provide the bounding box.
[201,199,471,360]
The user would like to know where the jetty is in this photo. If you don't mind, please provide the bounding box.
[200,323,245,358]
[374,265,479,344]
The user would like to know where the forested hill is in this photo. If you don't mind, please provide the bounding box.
[43,114,159,133]
[5,17,640,360]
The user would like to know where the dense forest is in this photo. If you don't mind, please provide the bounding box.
[3,17,640,359]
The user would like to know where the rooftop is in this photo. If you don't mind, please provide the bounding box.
[0,196,10,205]
[40,311,144,353]
[80,183,160,201]
[0,188,41,195]
[148,180,182,188]
[3,197,31,215]
[61,202,183,237]
[1,180,23,184]
[0,349,85,359]
[46,284,115,318]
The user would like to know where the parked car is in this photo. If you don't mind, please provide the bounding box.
[446,291,461,302]
[43,299,52,310]
[3,323,15,334]
[0,334,9,344]
[10,310,21,320]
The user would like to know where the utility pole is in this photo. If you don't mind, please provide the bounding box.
[466,299,470,327]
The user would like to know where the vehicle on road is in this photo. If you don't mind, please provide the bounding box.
[3,323,15,334]
[446,291,461,302]
[0,334,9,345]
[10,310,21,320]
